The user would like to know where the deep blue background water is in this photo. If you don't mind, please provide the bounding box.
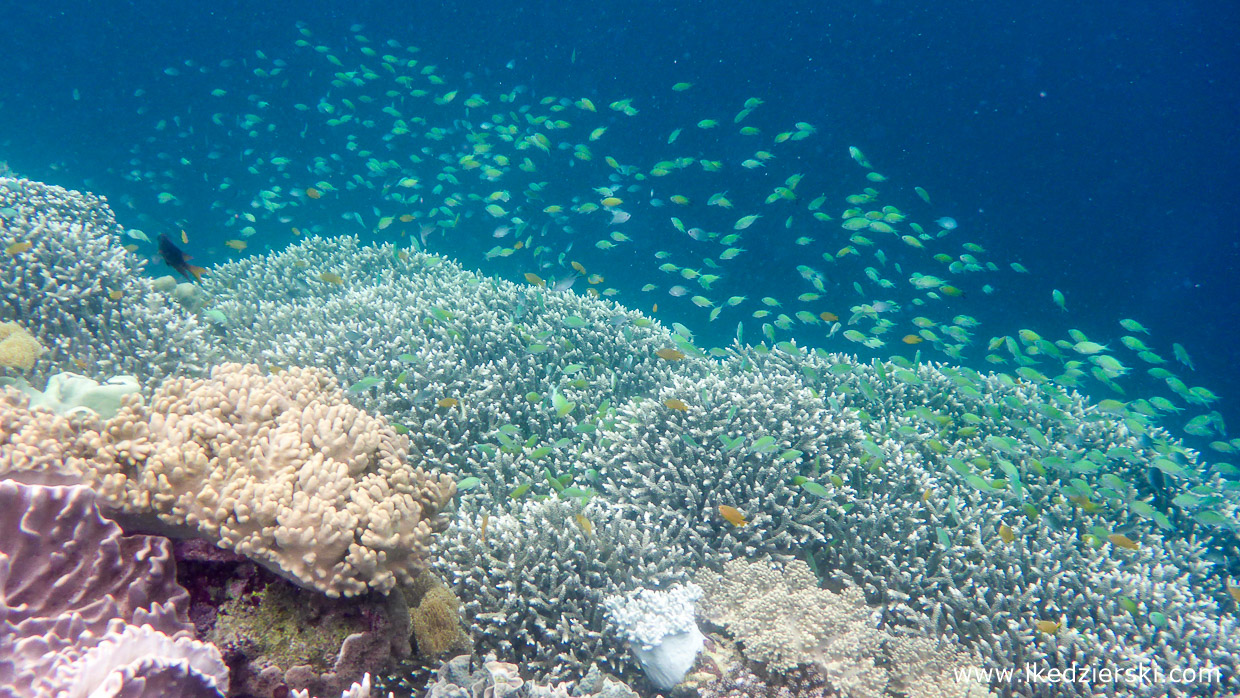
[1,0,1237,435]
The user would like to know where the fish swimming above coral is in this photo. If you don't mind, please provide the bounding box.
[157,232,206,282]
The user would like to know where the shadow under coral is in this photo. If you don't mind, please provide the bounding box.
[175,539,412,698]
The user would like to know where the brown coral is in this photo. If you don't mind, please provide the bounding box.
[411,585,468,658]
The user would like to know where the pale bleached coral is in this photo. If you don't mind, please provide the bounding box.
[0,362,456,598]
[0,178,218,389]
[291,673,395,698]
[51,623,229,698]
[425,655,639,698]
[1,371,139,418]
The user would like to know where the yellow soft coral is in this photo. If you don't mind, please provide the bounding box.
[0,322,43,371]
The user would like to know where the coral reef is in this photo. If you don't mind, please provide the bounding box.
[0,362,456,598]
[434,498,691,681]
[174,234,1240,694]
[197,236,694,495]
[0,177,218,388]
[426,654,639,698]
[0,479,228,697]
[579,363,864,564]
[696,557,992,698]
[7,185,1228,693]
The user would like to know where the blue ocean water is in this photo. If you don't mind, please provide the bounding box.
[1,0,1237,441]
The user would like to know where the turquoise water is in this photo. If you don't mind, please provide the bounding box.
[2,1,1238,696]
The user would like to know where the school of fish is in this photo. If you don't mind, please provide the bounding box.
[101,20,1233,490]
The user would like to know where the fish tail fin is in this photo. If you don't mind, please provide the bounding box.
[187,265,208,281]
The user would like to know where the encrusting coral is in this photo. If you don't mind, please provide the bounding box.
[0,362,456,598]
[696,557,994,698]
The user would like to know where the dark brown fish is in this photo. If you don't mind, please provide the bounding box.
[157,233,206,282]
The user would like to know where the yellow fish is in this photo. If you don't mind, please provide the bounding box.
[655,348,685,361]
[319,272,344,285]
[523,272,545,287]
[1068,495,1101,513]
[718,505,748,527]
[224,239,247,251]
[998,524,1015,544]
[437,397,459,408]
[663,398,689,411]
[1035,620,1061,635]
[5,241,32,255]
[574,513,594,535]
[1108,533,1140,551]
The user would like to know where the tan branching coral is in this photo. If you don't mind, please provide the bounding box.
[0,362,455,598]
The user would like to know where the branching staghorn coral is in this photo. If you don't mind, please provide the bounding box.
[0,177,218,389]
